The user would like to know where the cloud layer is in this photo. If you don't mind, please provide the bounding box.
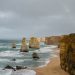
[0,0,75,39]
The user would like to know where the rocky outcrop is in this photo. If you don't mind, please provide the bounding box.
[11,58,16,61]
[45,37,52,45]
[20,37,28,52]
[59,33,75,75]
[59,35,70,71]
[45,36,61,45]
[32,52,40,59]
[40,37,45,42]
[3,65,16,71]
[12,43,16,48]
[29,37,40,49]
[16,66,27,70]
[3,65,27,71]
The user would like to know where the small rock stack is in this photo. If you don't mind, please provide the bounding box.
[40,37,45,42]
[12,42,16,48]
[59,33,75,75]
[45,37,53,45]
[29,37,40,49]
[20,37,28,52]
[32,52,40,59]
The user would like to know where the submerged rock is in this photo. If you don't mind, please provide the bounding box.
[3,65,16,71]
[29,37,40,49]
[20,37,28,52]
[11,58,16,61]
[32,52,40,59]
[16,66,27,70]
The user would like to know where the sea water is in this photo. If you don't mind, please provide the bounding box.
[0,40,57,69]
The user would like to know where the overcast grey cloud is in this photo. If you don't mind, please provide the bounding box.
[0,0,75,39]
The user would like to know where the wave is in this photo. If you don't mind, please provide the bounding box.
[34,47,53,53]
[0,51,23,57]
[0,46,11,49]
[0,69,36,75]
[46,45,58,48]
[12,69,36,75]
[16,43,21,46]
[38,59,50,68]
[0,69,12,75]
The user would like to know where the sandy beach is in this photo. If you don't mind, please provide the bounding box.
[35,57,69,75]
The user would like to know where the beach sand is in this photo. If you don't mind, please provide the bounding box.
[35,57,69,75]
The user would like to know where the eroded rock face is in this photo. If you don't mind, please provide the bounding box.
[45,36,61,45]
[45,37,52,45]
[20,37,28,52]
[29,37,40,49]
[59,33,75,74]
[59,35,70,70]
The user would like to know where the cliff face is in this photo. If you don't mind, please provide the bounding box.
[59,35,70,70]
[59,34,75,54]
[59,33,75,75]
[45,37,52,45]
[29,37,40,49]
[20,37,28,52]
[45,36,61,45]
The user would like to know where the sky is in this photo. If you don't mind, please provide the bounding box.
[0,0,75,39]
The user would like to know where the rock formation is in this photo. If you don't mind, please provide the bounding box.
[40,37,45,42]
[45,37,52,45]
[45,36,61,45]
[59,35,70,71]
[29,37,40,49]
[20,37,28,52]
[3,65,16,71]
[12,42,16,48]
[32,52,40,59]
[59,33,75,75]
[16,66,27,70]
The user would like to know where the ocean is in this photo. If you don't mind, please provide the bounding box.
[0,40,57,69]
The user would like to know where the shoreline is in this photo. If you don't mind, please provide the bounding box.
[0,46,69,75]
[35,57,69,75]
[34,46,59,69]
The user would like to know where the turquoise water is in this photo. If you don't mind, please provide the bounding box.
[0,40,56,69]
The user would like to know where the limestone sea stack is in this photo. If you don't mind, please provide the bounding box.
[12,42,16,48]
[20,37,28,52]
[29,37,40,49]
[40,37,45,42]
